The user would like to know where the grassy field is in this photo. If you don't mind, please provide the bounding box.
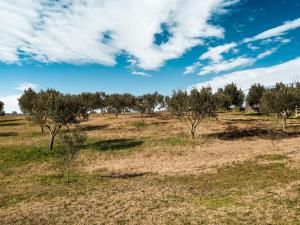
[0,112,299,225]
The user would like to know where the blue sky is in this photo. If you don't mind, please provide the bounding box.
[0,0,300,112]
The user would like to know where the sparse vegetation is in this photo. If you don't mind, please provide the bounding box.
[2,82,300,224]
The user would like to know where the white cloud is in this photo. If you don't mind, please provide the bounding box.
[0,94,21,113]
[257,48,277,59]
[247,43,259,51]
[243,18,300,43]
[132,71,151,77]
[0,0,239,70]
[191,57,300,92]
[184,62,201,74]
[198,57,255,75]
[200,42,237,62]
[14,82,38,91]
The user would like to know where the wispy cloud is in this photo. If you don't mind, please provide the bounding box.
[0,0,240,70]
[132,71,151,77]
[184,62,201,75]
[14,82,38,91]
[256,48,277,59]
[243,18,300,43]
[186,17,300,76]
[191,57,300,92]
[200,42,237,62]
[198,57,255,76]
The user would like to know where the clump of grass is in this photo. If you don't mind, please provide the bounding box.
[130,121,147,128]
[255,154,289,161]
[199,196,234,209]
[163,137,189,146]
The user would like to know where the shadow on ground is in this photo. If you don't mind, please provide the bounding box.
[204,127,300,140]
[85,138,144,151]
[101,172,150,179]
[0,132,18,137]
[0,122,23,127]
[81,124,109,131]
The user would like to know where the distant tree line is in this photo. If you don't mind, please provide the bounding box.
[18,81,300,149]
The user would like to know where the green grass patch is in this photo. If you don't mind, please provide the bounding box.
[199,196,234,209]
[255,154,289,161]
[0,146,57,172]
[130,121,147,128]
[163,137,189,146]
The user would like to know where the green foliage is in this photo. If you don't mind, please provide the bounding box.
[224,83,245,108]
[261,83,299,129]
[216,88,232,111]
[107,93,136,117]
[168,87,217,138]
[246,83,266,108]
[57,126,86,182]
[167,90,188,119]
[18,89,89,150]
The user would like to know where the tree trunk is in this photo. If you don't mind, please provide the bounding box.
[41,126,44,133]
[49,133,56,151]
[191,131,195,139]
[67,168,70,183]
[282,117,287,130]
[191,125,196,139]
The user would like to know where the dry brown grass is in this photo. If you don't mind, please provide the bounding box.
[0,112,299,224]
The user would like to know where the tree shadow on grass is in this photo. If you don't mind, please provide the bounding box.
[0,132,18,137]
[0,122,23,127]
[81,124,109,131]
[204,127,300,141]
[100,172,150,179]
[0,118,22,123]
[85,138,144,151]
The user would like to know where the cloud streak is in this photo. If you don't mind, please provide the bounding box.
[191,57,300,92]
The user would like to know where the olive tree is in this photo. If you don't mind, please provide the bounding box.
[19,89,88,150]
[261,83,298,129]
[58,125,86,182]
[224,83,245,108]
[246,84,266,109]
[167,90,188,120]
[108,93,135,117]
[142,92,164,114]
[216,88,232,112]
[169,87,217,138]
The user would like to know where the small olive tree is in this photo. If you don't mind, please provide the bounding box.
[135,96,148,122]
[169,87,217,138]
[58,126,86,182]
[261,83,298,129]
[19,89,88,150]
